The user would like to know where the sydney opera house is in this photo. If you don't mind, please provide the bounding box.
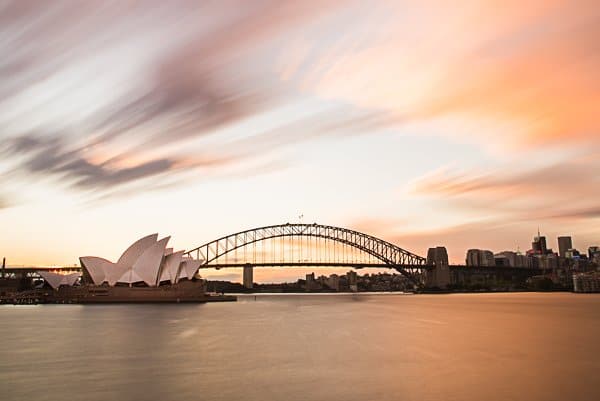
[35,234,234,303]
[79,234,202,287]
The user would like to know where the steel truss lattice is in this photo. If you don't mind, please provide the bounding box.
[184,223,427,283]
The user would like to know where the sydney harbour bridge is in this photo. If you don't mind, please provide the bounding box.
[183,223,431,287]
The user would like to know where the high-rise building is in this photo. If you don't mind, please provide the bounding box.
[557,236,573,258]
[532,229,548,254]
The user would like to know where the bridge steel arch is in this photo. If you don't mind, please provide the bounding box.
[184,223,428,283]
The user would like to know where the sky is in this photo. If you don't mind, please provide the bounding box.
[1,1,599,280]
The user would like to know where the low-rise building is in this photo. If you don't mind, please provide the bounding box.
[346,271,358,292]
[325,274,340,291]
[573,272,600,293]
[534,253,559,269]
[305,272,317,290]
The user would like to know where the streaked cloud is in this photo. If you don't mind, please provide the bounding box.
[410,151,600,222]
[1,1,598,267]
[3,133,236,192]
[0,0,365,199]
[304,0,600,148]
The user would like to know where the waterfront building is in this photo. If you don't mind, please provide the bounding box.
[347,271,358,292]
[493,254,510,267]
[79,234,202,287]
[573,272,600,293]
[565,249,581,259]
[588,246,600,260]
[557,236,572,258]
[466,249,495,266]
[521,254,535,268]
[527,255,539,269]
[493,251,530,268]
[325,274,340,291]
[305,272,316,290]
[536,253,559,269]
[495,251,517,267]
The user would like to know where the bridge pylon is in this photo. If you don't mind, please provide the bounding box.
[243,264,253,289]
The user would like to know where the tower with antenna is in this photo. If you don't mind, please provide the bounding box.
[532,228,548,254]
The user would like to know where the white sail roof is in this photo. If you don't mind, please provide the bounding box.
[177,259,202,282]
[159,251,184,284]
[38,271,81,289]
[131,237,170,286]
[79,234,201,287]
[79,256,112,285]
[117,233,158,268]
[63,273,81,286]
[106,264,130,286]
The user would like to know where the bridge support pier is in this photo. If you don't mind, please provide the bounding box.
[425,264,450,289]
[425,247,450,289]
[243,264,253,289]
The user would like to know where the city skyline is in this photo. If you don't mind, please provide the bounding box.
[1,1,599,273]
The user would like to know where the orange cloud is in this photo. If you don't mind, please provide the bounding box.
[411,151,600,222]
[304,0,600,147]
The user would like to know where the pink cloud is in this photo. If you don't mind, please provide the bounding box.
[302,0,600,148]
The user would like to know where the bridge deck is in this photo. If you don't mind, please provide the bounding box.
[201,262,430,269]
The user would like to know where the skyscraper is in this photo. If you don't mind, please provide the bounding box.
[531,229,548,254]
[588,246,600,259]
[557,236,573,258]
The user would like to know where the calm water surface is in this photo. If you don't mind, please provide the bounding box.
[1,293,599,401]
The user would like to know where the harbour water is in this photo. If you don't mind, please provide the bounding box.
[1,293,599,401]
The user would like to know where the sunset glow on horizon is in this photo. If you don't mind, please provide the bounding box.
[1,1,599,279]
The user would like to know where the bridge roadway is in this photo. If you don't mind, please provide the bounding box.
[200,263,545,275]
[3,264,545,274]
[202,262,433,270]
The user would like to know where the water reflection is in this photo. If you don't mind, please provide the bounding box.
[1,293,599,401]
